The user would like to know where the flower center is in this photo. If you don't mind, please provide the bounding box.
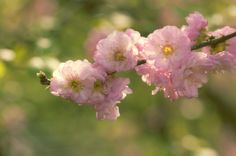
[69,80,82,92]
[162,45,174,56]
[114,51,126,61]
[93,80,103,92]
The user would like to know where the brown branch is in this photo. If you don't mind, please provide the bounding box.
[191,31,236,50]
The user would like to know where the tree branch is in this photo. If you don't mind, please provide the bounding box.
[38,31,236,86]
[191,31,236,50]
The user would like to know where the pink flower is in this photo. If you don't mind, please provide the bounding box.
[136,52,211,99]
[183,12,208,44]
[140,26,191,99]
[50,59,132,120]
[154,52,212,99]
[50,60,105,104]
[94,30,139,72]
[143,26,191,70]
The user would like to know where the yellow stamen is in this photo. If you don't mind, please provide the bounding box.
[93,80,103,92]
[69,80,82,92]
[114,51,126,61]
[162,45,174,56]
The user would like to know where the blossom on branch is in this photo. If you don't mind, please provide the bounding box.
[93,30,140,72]
[50,59,132,120]
[50,60,100,104]
[38,11,236,120]
[143,26,191,70]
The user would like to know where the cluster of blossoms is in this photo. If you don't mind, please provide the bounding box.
[48,12,236,120]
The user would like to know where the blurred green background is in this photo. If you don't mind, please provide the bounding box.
[1,0,236,156]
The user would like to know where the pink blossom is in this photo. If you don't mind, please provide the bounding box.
[135,26,211,100]
[136,52,211,99]
[94,31,139,72]
[153,52,211,99]
[140,26,191,99]
[50,59,132,120]
[50,60,105,104]
[183,12,208,44]
[143,26,191,70]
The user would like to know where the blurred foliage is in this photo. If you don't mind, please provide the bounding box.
[0,0,236,156]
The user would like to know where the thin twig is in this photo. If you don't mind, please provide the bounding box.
[191,31,236,50]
